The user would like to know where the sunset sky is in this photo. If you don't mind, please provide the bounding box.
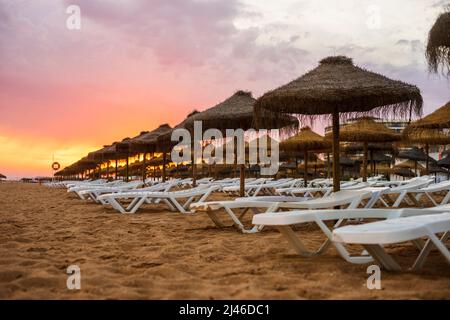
[1,0,449,179]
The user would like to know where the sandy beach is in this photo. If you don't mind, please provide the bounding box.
[0,182,449,299]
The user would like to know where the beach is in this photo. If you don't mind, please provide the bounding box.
[0,182,449,299]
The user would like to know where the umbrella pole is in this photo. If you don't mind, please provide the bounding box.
[327,153,331,179]
[362,142,368,182]
[415,161,418,177]
[295,157,299,178]
[425,144,430,175]
[162,152,167,182]
[370,149,374,177]
[332,110,341,192]
[239,164,245,197]
[191,149,196,187]
[115,159,118,180]
[125,155,129,182]
[304,149,308,186]
[142,153,147,182]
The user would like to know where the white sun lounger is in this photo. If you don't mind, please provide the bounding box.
[98,185,220,214]
[191,190,374,234]
[332,213,450,271]
[413,180,450,207]
[379,178,433,207]
[78,181,145,202]
[253,208,442,264]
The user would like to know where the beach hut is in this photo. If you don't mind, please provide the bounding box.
[326,118,400,182]
[426,11,450,75]
[280,127,331,185]
[255,56,422,191]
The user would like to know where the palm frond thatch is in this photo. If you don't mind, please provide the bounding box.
[343,142,396,153]
[186,90,297,132]
[397,147,436,162]
[0,173,6,179]
[401,127,450,145]
[130,124,172,153]
[326,118,401,142]
[426,11,450,75]
[281,126,331,152]
[255,56,423,125]
[403,101,450,132]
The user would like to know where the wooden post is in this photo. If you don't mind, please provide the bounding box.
[327,153,331,179]
[142,153,147,182]
[332,110,341,192]
[162,152,167,182]
[239,164,245,197]
[191,148,196,187]
[304,149,308,186]
[125,155,129,182]
[425,144,430,175]
[363,141,368,182]
[115,159,118,180]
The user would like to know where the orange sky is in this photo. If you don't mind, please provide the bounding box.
[1,1,449,179]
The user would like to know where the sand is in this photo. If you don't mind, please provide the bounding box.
[0,182,449,299]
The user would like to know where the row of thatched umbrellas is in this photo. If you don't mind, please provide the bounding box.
[56,10,450,194]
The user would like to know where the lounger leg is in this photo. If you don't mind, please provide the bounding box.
[362,245,402,271]
[129,197,148,214]
[392,191,407,208]
[424,192,438,206]
[440,192,450,206]
[224,207,259,234]
[108,197,128,214]
[406,193,421,207]
[277,226,315,257]
[412,232,450,270]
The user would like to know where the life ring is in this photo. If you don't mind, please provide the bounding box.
[52,162,61,171]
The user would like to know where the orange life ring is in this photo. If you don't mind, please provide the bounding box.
[52,162,61,171]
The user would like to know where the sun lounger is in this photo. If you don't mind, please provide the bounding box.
[253,208,442,264]
[379,178,433,207]
[98,184,221,214]
[332,213,450,270]
[191,190,374,234]
[413,180,450,206]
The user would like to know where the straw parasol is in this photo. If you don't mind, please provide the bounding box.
[426,11,450,75]
[326,118,400,182]
[404,101,450,132]
[157,110,201,183]
[0,173,6,180]
[255,56,422,191]
[391,167,416,178]
[281,127,331,185]
[402,127,450,174]
[397,147,435,176]
[128,124,173,181]
[175,91,296,196]
[438,155,450,168]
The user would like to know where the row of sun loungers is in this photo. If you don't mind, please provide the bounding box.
[46,175,450,271]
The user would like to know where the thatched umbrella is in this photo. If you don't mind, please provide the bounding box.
[255,56,422,192]
[438,155,450,168]
[180,91,296,196]
[130,124,173,181]
[404,101,450,132]
[402,128,450,174]
[326,118,400,182]
[426,11,450,75]
[158,110,201,183]
[391,167,416,178]
[397,147,435,176]
[280,126,331,185]
[0,173,6,180]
